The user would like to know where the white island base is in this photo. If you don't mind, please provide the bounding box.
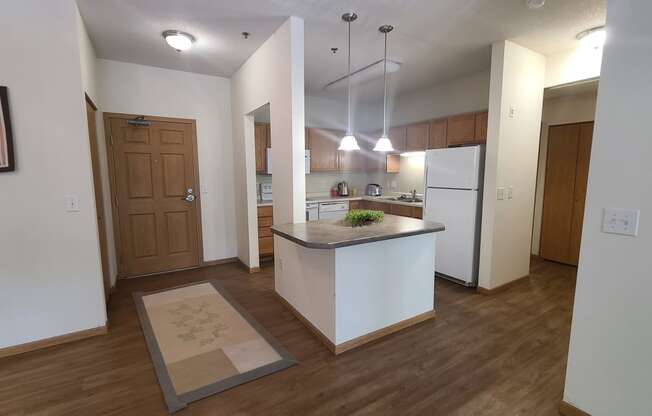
[274,231,437,354]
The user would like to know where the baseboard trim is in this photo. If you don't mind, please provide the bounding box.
[0,325,108,359]
[477,274,529,295]
[274,291,435,355]
[559,401,591,416]
[202,257,238,267]
[237,259,260,274]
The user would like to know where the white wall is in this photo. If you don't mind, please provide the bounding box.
[231,17,305,268]
[531,91,597,255]
[383,71,490,128]
[478,41,545,290]
[97,59,236,279]
[563,2,652,414]
[545,46,602,88]
[0,0,106,348]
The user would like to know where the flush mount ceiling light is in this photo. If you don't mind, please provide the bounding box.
[338,12,360,151]
[162,30,196,52]
[374,24,395,152]
[577,26,606,50]
[525,0,545,9]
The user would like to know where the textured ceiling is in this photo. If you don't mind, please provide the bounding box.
[77,0,606,101]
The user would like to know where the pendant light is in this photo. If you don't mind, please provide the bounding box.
[338,12,360,151]
[374,25,394,152]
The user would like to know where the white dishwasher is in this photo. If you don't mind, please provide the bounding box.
[318,201,349,220]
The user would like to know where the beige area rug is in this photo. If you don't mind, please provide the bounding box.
[133,280,297,413]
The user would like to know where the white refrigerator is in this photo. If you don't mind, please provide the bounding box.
[424,145,484,287]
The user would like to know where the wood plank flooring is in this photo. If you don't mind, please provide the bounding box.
[0,258,576,415]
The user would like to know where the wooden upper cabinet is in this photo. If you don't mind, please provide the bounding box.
[405,122,429,151]
[307,127,341,172]
[474,111,488,143]
[339,148,367,172]
[428,118,448,149]
[386,154,400,173]
[388,126,407,152]
[446,113,476,146]
[255,123,269,173]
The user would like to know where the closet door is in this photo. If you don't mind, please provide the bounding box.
[568,122,594,264]
[540,124,580,264]
[540,122,594,266]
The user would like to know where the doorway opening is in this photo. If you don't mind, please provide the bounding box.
[532,79,599,266]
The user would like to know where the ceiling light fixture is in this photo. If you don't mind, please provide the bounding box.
[338,12,360,152]
[525,0,546,9]
[162,30,195,52]
[577,26,606,50]
[373,24,395,152]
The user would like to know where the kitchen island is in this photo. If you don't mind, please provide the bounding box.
[271,215,445,354]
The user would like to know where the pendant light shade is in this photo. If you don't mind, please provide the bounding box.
[338,12,360,151]
[374,24,394,152]
[373,136,394,152]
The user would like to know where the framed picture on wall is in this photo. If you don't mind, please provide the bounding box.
[0,86,15,172]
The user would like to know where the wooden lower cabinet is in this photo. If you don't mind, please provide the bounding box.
[257,206,274,257]
[358,200,422,218]
[349,200,362,210]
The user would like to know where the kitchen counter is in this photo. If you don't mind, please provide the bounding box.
[271,215,443,249]
[259,194,424,208]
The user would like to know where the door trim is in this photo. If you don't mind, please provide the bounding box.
[103,112,204,278]
[85,94,111,299]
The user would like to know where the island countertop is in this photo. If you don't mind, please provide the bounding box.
[271,214,445,249]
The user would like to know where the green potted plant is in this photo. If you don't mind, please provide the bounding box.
[344,209,384,227]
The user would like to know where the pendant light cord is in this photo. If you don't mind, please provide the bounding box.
[382,31,388,137]
[347,19,352,136]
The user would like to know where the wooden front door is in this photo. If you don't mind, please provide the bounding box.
[105,113,202,277]
[540,121,594,266]
[86,96,111,299]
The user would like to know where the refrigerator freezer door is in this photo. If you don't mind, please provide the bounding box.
[425,146,481,190]
[424,187,479,284]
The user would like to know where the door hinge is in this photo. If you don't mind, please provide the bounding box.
[110,134,114,147]
[114,194,119,207]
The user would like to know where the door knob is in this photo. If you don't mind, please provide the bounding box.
[182,187,195,202]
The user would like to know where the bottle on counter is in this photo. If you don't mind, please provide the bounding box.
[331,186,338,197]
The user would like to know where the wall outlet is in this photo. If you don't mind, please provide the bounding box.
[65,195,80,212]
[602,208,640,236]
[509,105,516,119]
[497,187,506,200]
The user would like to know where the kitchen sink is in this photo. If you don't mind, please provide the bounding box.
[381,196,423,203]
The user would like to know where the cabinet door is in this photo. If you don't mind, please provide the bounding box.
[389,204,414,217]
[474,111,488,143]
[307,128,340,172]
[255,123,268,173]
[405,123,429,151]
[447,113,476,146]
[429,118,448,149]
[365,131,386,172]
[540,124,581,265]
[339,149,366,172]
[349,200,361,210]
[389,126,407,152]
[386,154,401,173]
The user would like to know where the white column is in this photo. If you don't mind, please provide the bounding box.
[478,40,545,290]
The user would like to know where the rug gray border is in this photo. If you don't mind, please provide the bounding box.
[133,279,298,414]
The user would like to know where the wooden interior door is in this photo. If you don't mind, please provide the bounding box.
[106,114,202,277]
[86,96,111,299]
[540,122,593,266]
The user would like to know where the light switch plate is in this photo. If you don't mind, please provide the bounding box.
[509,106,516,119]
[602,208,639,236]
[65,195,80,212]
[507,186,514,200]
[497,187,505,200]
